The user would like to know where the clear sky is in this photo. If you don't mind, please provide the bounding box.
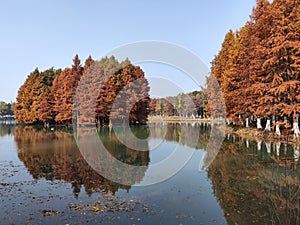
[0,0,256,102]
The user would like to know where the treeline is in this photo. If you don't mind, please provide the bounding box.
[208,0,300,136]
[149,91,207,118]
[0,101,14,116]
[14,55,150,127]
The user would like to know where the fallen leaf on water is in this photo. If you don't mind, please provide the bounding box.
[42,210,61,216]
[89,205,105,212]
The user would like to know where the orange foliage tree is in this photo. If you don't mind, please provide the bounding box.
[15,55,151,127]
[208,0,300,134]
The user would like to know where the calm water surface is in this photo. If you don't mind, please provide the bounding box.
[0,123,299,225]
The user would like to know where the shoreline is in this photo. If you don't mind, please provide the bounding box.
[4,116,300,144]
[225,126,300,145]
[147,116,211,123]
[148,116,300,144]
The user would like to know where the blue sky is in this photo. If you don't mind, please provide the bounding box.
[0,0,256,102]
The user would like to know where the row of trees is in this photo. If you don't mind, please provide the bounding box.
[14,55,150,126]
[76,56,150,126]
[0,101,14,116]
[149,91,207,118]
[208,0,300,136]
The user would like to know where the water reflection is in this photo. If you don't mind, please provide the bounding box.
[14,126,149,197]
[225,134,299,161]
[148,122,225,170]
[0,124,15,136]
[209,135,300,225]
[9,124,300,224]
[13,123,213,194]
[74,126,150,186]
[148,122,210,149]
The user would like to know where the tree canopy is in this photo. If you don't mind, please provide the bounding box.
[15,55,150,126]
[208,0,300,127]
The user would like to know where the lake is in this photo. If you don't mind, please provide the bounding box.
[0,123,300,225]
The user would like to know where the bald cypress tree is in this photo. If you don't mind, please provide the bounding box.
[208,0,300,135]
[53,55,83,125]
[15,68,57,124]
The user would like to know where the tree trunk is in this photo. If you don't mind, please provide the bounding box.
[76,110,79,129]
[226,118,230,125]
[109,119,112,130]
[275,122,281,136]
[264,119,271,132]
[266,142,271,154]
[257,118,262,129]
[245,118,249,128]
[272,115,275,126]
[292,122,300,138]
[284,116,287,128]
[294,146,300,162]
[284,143,287,155]
[44,121,49,128]
[292,111,300,138]
[275,142,281,156]
[257,140,262,151]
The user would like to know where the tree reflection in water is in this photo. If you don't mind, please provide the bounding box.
[13,123,300,224]
[14,123,212,196]
[148,122,210,149]
[0,124,15,136]
[209,135,300,225]
[14,126,150,197]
